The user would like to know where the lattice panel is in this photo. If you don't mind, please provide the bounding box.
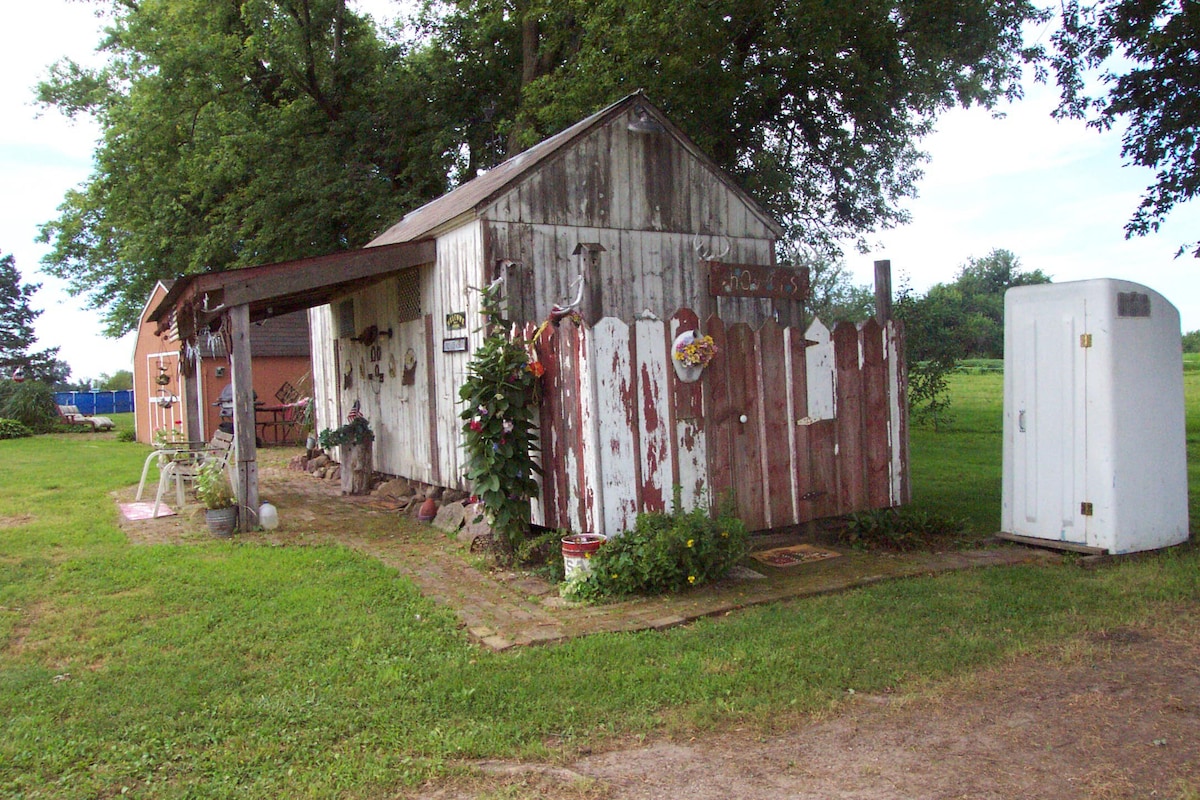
[337,299,355,339]
[396,269,421,323]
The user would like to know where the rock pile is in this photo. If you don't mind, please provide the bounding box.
[287,451,492,545]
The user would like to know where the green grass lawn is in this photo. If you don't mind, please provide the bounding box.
[2,391,1198,798]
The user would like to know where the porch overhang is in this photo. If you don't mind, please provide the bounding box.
[148,239,436,339]
[144,238,436,532]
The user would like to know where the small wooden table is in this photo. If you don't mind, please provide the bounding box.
[255,403,302,445]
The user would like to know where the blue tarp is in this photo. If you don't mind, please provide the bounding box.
[53,390,134,414]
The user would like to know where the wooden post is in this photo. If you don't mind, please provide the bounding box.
[874,259,892,322]
[340,441,374,495]
[228,304,259,529]
[573,243,605,325]
[183,352,202,442]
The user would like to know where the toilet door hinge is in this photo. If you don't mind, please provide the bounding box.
[1080,502,1094,516]
[1080,333,1093,348]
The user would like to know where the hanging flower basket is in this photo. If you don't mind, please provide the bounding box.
[155,373,171,386]
[672,330,718,383]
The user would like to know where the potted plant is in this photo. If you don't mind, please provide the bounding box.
[195,459,237,537]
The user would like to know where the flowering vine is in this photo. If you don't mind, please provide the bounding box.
[459,281,543,557]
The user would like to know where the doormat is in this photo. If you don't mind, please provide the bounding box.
[751,543,841,568]
[119,501,176,521]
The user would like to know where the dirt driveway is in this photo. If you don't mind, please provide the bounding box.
[428,617,1200,799]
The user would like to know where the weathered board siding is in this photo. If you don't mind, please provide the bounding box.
[483,107,776,238]
[307,305,339,436]
[319,223,485,488]
[479,105,784,327]
[533,311,908,537]
[428,223,487,488]
[484,223,780,326]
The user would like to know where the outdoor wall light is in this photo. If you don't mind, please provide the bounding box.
[627,105,664,134]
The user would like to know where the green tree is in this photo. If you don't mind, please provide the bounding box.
[37,0,451,335]
[1183,330,1200,354]
[1051,0,1200,256]
[99,370,134,391]
[426,0,1049,254]
[780,244,875,326]
[894,280,972,429]
[949,248,1051,358]
[40,0,1050,334]
[894,250,1049,425]
[0,252,69,384]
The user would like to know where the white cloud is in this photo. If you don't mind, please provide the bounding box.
[856,80,1200,332]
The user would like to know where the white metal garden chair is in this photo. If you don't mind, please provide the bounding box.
[137,430,236,518]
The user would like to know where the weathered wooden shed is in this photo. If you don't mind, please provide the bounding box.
[148,93,906,533]
[307,92,910,535]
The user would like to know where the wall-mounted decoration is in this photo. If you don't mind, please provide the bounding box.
[402,348,417,385]
[708,262,810,301]
[442,337,469,353]
[343,362,353,390]
[672,329,718,383]
[388,352,398,379]
[445,311,466,330]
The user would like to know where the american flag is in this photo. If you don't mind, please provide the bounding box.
[347,399,362,422]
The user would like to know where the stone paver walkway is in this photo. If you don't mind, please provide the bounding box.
[118,449,1060,651]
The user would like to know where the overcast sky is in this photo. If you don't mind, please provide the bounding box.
[3,0,1197,383]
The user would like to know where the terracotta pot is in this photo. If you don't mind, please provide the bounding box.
[417,496,438,521]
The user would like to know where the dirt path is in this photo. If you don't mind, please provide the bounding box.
[424,618,1200,799]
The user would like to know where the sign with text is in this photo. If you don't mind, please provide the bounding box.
[707,263,809,301]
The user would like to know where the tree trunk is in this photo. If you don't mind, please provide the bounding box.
[341,441,373,495]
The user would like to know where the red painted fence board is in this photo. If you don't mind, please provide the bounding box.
[534,310,907,535]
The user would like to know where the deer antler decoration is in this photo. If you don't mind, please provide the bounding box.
[693,236,731,262]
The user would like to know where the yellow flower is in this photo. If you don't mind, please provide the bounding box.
[686,539,694,548]
[688,575,696,584]
[720,531,729,538]
[611,573,618,579]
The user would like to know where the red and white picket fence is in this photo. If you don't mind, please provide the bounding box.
[530,308,909,537]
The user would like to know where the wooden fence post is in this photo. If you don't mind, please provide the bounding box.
[874,259,892,322]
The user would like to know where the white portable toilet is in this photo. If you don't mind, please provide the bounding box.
[1001,279,1189,554]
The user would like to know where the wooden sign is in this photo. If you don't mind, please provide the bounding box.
[708,263,809,301]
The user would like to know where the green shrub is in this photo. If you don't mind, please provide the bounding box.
[116,430,136,442]
[0,381,58,433]
[570,506,748,600]
[318,416,374,448]
[0,418,33,439]
[841,507,969,552]
[513,527,567,583]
